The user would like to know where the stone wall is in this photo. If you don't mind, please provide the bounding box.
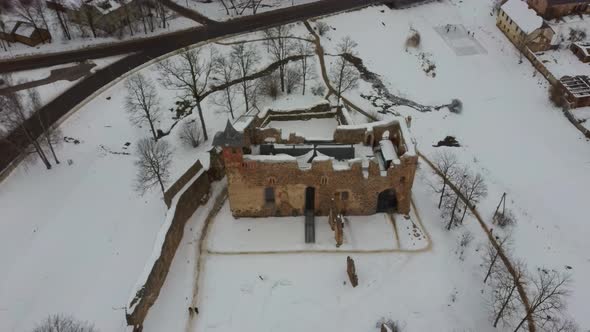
[164,161,204,207]
[245,102,350,145]
[125,153,225,329]
[226,153,418,218]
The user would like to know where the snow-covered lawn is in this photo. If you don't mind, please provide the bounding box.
[536,48,590,78]
[0,22,326,331]
[571,106,590,131]
[3,0,590,330]
[315,1,590,328]
[190,175,493,332]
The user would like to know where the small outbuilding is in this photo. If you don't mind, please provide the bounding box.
[0,21,51,47]
[560,75,590,108]
[571,42,590,63]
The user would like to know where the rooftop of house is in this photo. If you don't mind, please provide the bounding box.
[212,120,245,148]
[543,0,590,5]
[561,75,590,98]
[502,0,544,34]
[63,0,128,14]
[573,42,590,56]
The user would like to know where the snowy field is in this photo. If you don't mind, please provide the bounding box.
[2,0,590,331]
[315,0,590,328]
[571,107,590,131]
[0,20,325,331]
[191,175,492,332]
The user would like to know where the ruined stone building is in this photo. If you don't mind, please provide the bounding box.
[527,0,590,20]
[213,102,418,220]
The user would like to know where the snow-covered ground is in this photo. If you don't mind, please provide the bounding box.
[7,55,127,103]
[314,1,590,328]
[266,117,338,140]
[536,48,590,78]
[191,175,492,332]
[571,106,590,131]
[180,0,320,21]
[3,0,590,331]
[0,22,326,331]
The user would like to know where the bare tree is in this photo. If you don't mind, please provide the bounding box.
[258,71,280,99]
[0,1,14,50]
[28,88,60,164]
[125,73,162,140]
[441,165,469,230]
[218,0,231,15]
[432,150,459,209]
[49,0,72,40]
[12,0,46,43]
[295,40,315,95]
[459,171,488,224]
[263,25,294,92]
[157,47,216,140]
[135,137,172,195]
[32,0,51,38]
[178,119,202,148]
[483,235,511,284]
[284,66,301,94]
[32,314,97,332]
[316,21,329,36]
[230,43,260,112]
[1,89,52,169]
[329,36,359,106]
[213,55,238,119]
[76,3,98,38]
[489,260,526,328]
[513,269,572,332]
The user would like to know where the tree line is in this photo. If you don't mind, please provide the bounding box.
[430,150,578,332]
[0,0,171,52]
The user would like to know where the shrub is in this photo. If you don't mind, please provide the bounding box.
[259,72,280,99]
[285,67,301,94]
[316,22,330,36]
[311,84,326,96]
[405,29,421,49]
[178,120,202,148]
[32,314,97,332]
[448,98,463,114]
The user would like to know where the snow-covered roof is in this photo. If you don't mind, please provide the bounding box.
[561,75,590,98]
[379,139,398,162]
[243,154,296,163]
[63,0,125,14]
[573,42,590,57]
[501,0,543,34]
[212,121,244,148]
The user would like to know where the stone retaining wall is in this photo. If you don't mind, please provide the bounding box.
[125,152,225,329]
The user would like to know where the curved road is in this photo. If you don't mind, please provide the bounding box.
[0,0,392,173]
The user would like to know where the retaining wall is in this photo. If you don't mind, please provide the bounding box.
[126,152,225,328]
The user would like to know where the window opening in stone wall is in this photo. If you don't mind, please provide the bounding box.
[320,176,328,185]
[341,191,349,201]
[264,187,275,204]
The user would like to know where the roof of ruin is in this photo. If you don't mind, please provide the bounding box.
[212,120,245,148]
